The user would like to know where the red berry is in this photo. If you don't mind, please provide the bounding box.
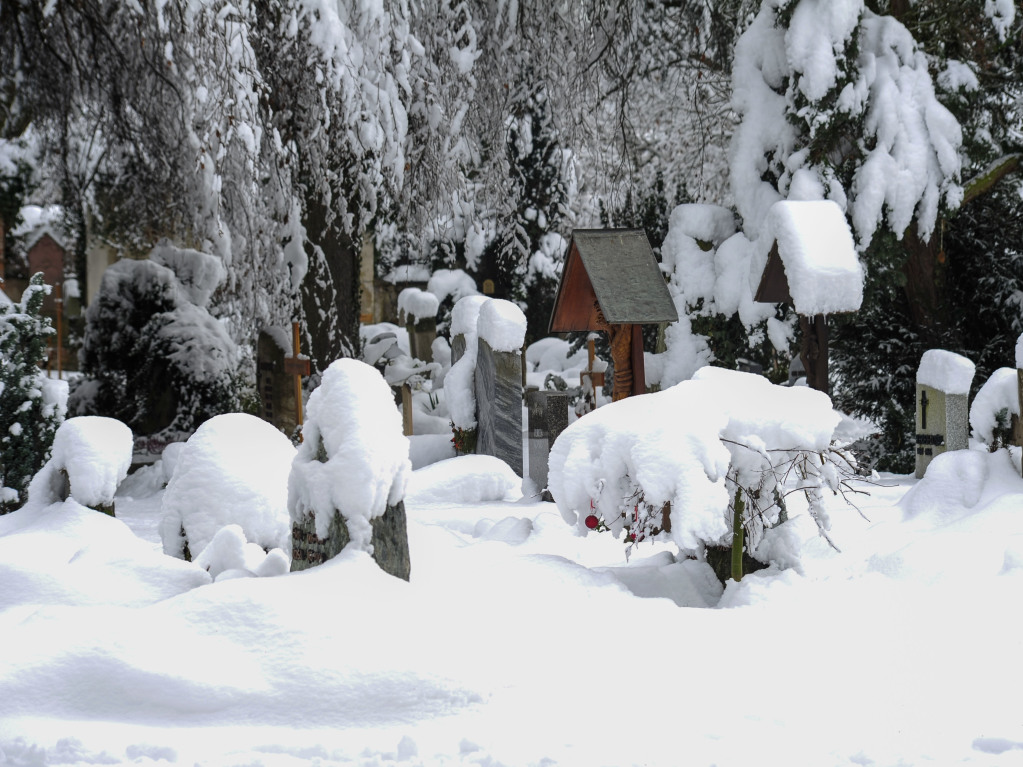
[584,514,599,530]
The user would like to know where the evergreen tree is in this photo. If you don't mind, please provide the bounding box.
[0,274,64,512]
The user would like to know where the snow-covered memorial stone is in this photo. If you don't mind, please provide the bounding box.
[27,416,132,515]
[549,367,857,581]
[755,201,863,394]
[398,286,439,363]
[915,349,975,479]
[160,413,295,564]
[289,358,412,580]
[447,295,526,473]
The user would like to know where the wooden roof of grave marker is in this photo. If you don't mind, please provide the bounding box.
[549,229,678,333]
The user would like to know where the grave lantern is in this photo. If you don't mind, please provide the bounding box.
[755,200,864,395]
[549,229,678,401]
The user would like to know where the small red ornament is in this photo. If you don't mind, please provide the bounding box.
[584,514,599,530]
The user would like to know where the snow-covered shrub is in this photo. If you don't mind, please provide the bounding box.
[27,416,132,513]
[0,273,67,512]
[288,358,410,553]
[550,368,859,578]
[970,368,1021,452]
[70,241,240,438]
[160,413,296,560]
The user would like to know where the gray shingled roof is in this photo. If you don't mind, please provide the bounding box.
[572,229,677,325]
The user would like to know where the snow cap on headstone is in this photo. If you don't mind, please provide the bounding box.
[397,287,440,324]
[766,200,863,315]
[477,299,526,353]
[916,349,975,395]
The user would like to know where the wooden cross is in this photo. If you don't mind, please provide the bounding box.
[919,389,929,430]
[283,321,310,439]
[579,337,605,411]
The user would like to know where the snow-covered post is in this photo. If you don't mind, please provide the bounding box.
[288,359,412,580]
[757,201,864,395]
[397,287,439,363]
[915,350,975,479]
[475,300,527,475]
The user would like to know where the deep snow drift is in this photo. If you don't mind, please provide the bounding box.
[2,436,1023,766]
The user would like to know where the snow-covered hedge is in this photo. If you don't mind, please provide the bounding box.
[549,368,853,569]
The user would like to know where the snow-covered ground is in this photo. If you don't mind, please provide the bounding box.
[2,446,1023,766]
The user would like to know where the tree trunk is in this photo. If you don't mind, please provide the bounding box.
[300,194,361,372]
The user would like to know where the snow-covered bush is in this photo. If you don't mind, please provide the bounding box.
[27,416,132,513]
[970,368,1021,452]
[288,358,411,553]
[70,241,240,438]
[0,273,67,512]
[160,413,295,561]
[550,368,859,578]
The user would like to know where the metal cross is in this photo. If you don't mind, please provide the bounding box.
[920,389,929,430]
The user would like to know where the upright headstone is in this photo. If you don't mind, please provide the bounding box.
[526,388,572,494]
[474,300,526,474]
[398,287,439,363]
[475,336,523,473]
[257,328,300,436]
[915,349,975,479]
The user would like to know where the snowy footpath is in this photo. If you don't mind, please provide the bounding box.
[2,450,1023,766]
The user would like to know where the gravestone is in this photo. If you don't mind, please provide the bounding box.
[526,387,572,494]
[450,333,466,366]
[915,349,975,479]
[475,336,523,474]
[257,329,300,436]
[288,359,412,581]
[406,315,437,363]
[291,502,411,579]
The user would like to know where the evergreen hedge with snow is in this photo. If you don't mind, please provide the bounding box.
[550,368,859,577]
[70,241,241,438]
[0,274,67,512]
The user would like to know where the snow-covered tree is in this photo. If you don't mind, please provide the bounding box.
[71,243,240,438]
[0,274,67,512]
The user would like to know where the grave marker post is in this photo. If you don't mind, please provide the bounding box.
[283,321,311,440]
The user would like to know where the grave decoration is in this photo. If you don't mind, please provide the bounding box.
[549,229,677,401]
[755,200,863,394]
[968,367,1021,455]
[27,416,132,515]
[915,349,974,479]
[289,358,412,580]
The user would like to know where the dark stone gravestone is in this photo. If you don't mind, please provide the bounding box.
[475,336,523,474]
[257,328,300,436]
[526,387,572,494]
